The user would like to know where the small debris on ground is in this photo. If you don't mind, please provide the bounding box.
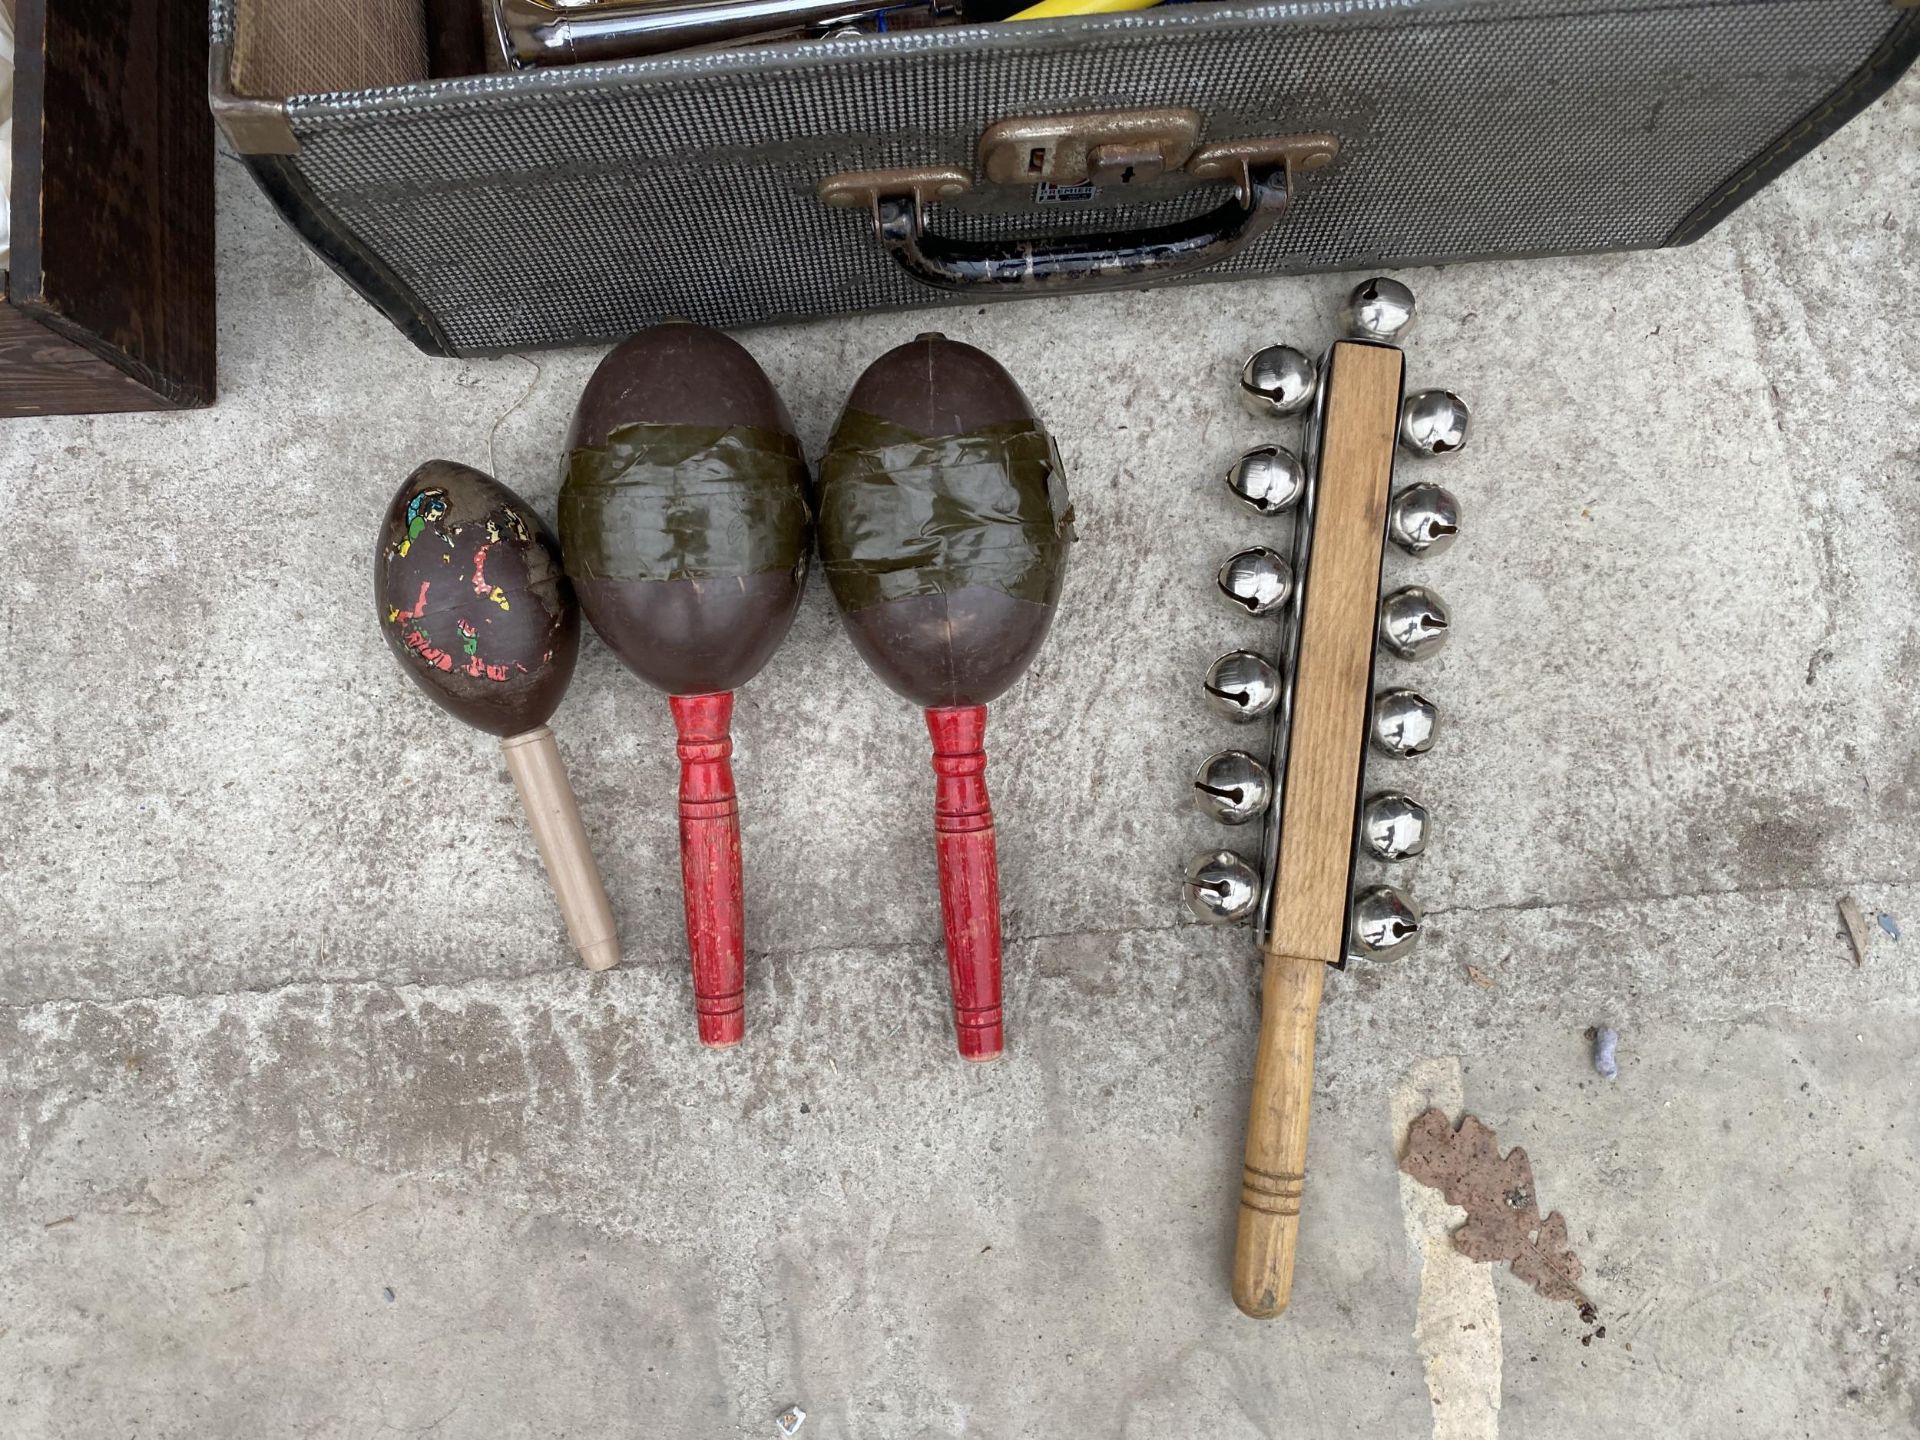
[383,1287,396,1303]
[775,1405,807,1436]
[43,1216,75,1229]
[1592,1027,1619,1081]
[1838,895,1873,965]
[1878,913,1900,941]
[1400,1110,1591,1314]
[1464,964,1496,989]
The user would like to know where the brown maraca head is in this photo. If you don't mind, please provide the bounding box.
[817,333,1074,708]
[375,460,579,737]
[558,323,812,695]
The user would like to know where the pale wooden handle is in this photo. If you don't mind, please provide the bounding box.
[502,727,620,972]
[1233,951,1326,1317]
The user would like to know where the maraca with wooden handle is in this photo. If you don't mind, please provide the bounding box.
[375,460,619,971]
[818,333,1074,1061]
[558,322,812,1047]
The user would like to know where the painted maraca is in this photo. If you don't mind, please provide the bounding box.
[375,460,619,970]
[558,323,812,1047]
[817,333,1074,1061]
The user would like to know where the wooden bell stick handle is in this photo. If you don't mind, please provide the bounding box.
[926,705,1004,1061]
[1233,951,1325,1316]
[501,727,620,972]
[670,692,747,1047]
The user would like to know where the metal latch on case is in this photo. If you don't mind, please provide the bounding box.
[1088,142,1168,187]
[978,108,1204,188]
[818,117,1339,214]
[978,109,1341,192]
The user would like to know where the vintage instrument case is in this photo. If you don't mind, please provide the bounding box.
[209,0,1919,357]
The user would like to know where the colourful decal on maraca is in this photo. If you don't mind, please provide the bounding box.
[398,488,450,557]
[381,469,569,695]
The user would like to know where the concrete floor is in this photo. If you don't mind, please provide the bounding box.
[3,72,1917,1440]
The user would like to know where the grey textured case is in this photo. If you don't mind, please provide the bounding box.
[211,0,1919,357]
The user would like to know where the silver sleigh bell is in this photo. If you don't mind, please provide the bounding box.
[1204,650,1281,722]
[1225,445,1306,516]
[1388,483,1460,556]
[1400,390,1471,456]
[1218,547,1293,615]
[1350,886,1421,961]
[1370,688,1439,757]
[1379,586,1451,660]
[1341,277,1416,343]
[1361,791,1429,861]
[1185,851,1261,925]
[1193,750,1272,825]
[1239,346,1318,418]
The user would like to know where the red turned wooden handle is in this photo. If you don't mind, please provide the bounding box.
[670,692,746,1047]
[925,705,1004,1061]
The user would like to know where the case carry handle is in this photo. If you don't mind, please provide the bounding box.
[818,123,1338,296]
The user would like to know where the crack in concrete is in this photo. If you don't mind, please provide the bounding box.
[0,964,584,1015]
[2,876,1909,1015]
[1423,875,1914,920]
[0,922,1200,1014]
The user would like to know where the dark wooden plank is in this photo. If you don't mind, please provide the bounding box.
[10,0,216,410]
[0,305,180,417]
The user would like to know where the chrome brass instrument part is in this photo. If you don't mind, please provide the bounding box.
[495,0,958,66]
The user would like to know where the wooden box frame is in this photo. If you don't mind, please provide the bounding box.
[1,0,215,418]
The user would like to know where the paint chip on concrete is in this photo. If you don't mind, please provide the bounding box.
[1392,1059,1502,1440]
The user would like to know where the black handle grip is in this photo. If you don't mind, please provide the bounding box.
[870,164,1291,295]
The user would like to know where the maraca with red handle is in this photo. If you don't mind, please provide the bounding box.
[375,460,619,971]
[817,333,1074,1060]
[558,323,812,1047]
